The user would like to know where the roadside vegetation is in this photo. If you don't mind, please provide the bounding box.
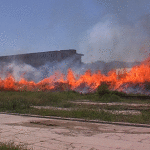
[0,141,30,150]
[0,83,150,124]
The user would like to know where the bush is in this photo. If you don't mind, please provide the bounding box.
[97,82,110,97]
[97,82,127,97]
[97,82,123,102]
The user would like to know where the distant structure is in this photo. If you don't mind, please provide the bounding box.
[115,67,132,75]
[0,49,84,68]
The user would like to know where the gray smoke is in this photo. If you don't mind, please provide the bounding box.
[0,55,86,83]
[79,14,150,63]
[0,54,142,83]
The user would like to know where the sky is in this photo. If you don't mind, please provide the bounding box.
[0,0,150,63]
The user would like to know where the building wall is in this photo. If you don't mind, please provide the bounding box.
[0,49,83,68]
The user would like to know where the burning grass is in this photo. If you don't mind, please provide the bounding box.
[0,61,150,95]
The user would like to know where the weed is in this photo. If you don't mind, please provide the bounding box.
[0,141,30,150]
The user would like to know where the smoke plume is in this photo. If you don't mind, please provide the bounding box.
[79,14,150,63]
[0,55,87,83]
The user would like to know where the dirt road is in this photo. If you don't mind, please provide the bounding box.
[0,113,150,150]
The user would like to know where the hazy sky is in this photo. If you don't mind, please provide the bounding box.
[0,0,150,63]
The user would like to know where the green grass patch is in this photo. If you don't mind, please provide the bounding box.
[0,141,29,150]
[3,106,150,124]
[0,90,149,107]
[30,108,150,124]
[0,90,150,124]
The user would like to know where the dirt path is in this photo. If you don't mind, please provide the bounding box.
[0,113,150,150]
[31,100,150,115]
[70,101,150,107]
[31,105,142,115]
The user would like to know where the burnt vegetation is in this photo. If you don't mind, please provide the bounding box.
[97,82,126,96]
[96,81,150,101]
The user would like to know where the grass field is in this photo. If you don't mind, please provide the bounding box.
[0,89,150,125]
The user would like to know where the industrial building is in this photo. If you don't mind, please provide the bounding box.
[0,49,84,68]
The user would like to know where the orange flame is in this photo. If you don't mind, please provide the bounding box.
[0,57,150,93]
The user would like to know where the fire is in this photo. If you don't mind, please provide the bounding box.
[0,57,150,94]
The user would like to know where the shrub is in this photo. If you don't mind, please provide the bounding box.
[97,82,111,97]
[97,82,123,102]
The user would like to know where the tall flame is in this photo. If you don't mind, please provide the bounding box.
[0,57,150,94]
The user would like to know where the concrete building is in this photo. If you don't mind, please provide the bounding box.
[0,49,84,68]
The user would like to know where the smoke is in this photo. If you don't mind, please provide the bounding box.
[79,14,150,63]
[0,50,149,94]
[0,52,141,83]
[0,61,42,82]
[0,55,87,83]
